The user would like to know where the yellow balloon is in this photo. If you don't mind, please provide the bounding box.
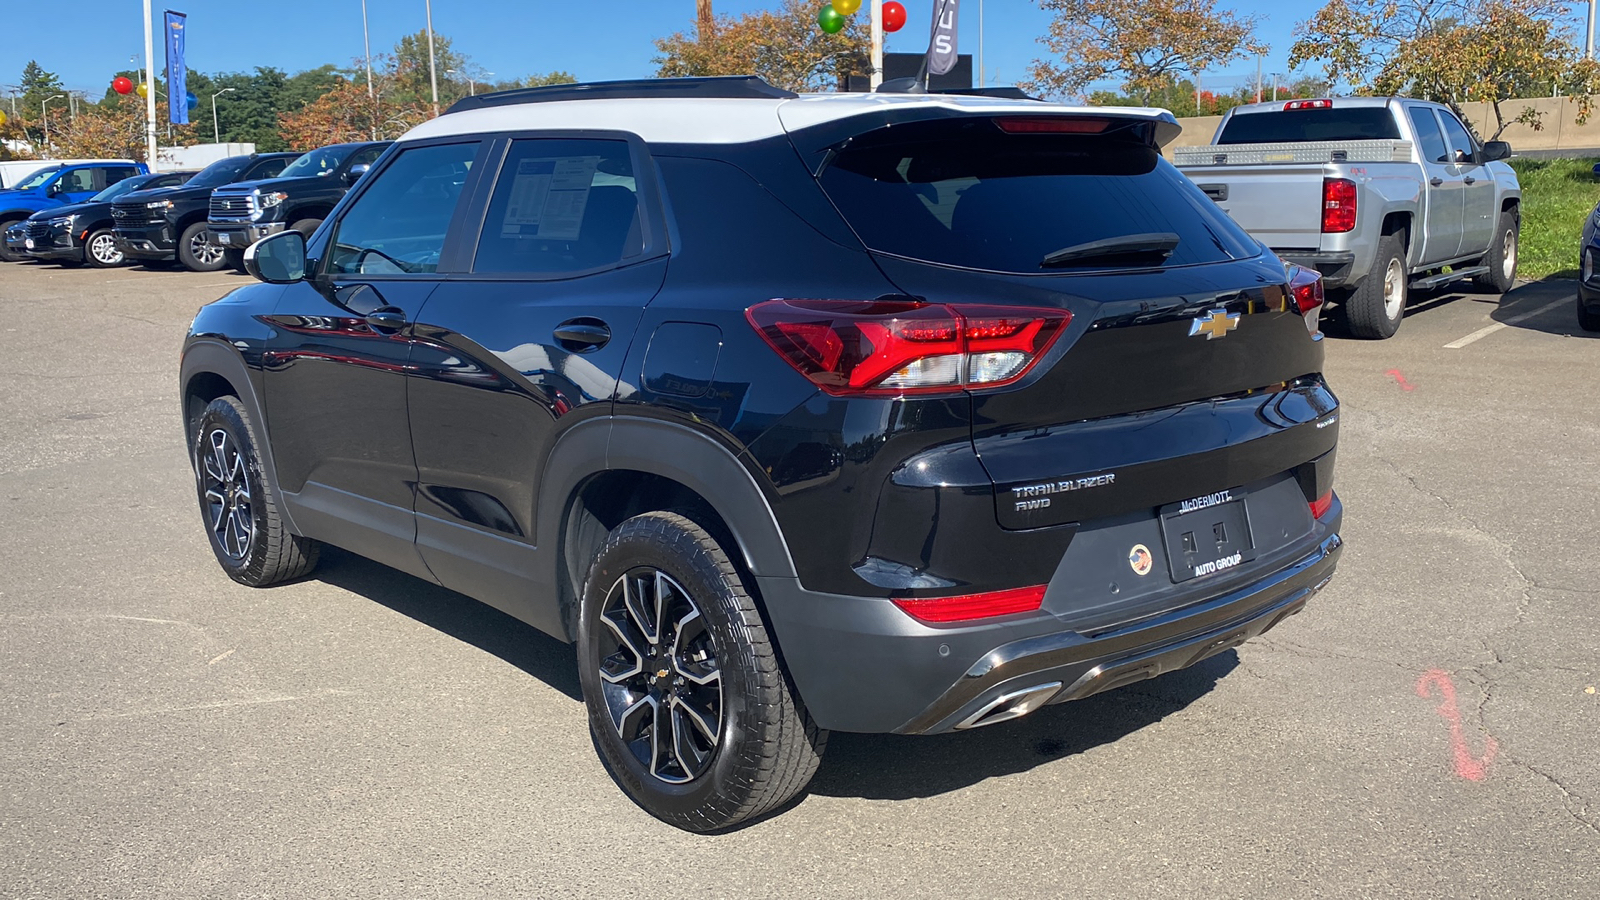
[835,0,862,12]
[136,82,148,98]
[0,110,7,127]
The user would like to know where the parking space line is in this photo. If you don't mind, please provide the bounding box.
[1443,296,1570,349]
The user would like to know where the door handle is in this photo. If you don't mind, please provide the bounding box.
[364,308,407,333]
[554,318,611,352]
[1429,177,1444,186]
[1463,175,1476,184]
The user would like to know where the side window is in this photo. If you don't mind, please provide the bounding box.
[1408,108,1450,164]
[327,141,480,276]
[106,166,139,185]
[347,145,385,170]
[471,138,643,274]
[1438,112,1478,165]
[57,168,96,193]
[249,157,291,180]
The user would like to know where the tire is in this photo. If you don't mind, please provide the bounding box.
[1346,232,1408,339]
[577,511,826,833]
[1580,295,1600,333]
[1473,209,1519,293]
[0,219,24,262]
[289,218,323,239]
[191,396,319,586]
[84,228,125,268]
[177,222,227,272]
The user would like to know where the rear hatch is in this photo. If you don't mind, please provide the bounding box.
[807,112,1337,626]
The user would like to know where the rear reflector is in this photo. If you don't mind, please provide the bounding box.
[747,299,1069,396]
[1285,99,1333,110]
[892,585,1047,624]
[996,116,1111,134]
[1310,491,1334,519]
[1287,264,1325,335]
[1322,178,1357,233]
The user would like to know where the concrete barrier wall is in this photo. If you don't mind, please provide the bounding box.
[1162,97,1600,156]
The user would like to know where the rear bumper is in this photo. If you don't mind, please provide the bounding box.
[759,500,1342,735]
[1276,250,1357,288]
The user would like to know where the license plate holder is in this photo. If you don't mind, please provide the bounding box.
[1159,494,1256,582]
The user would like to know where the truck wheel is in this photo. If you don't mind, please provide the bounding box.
[178,222,227,272]
[1473,209,1518,294]
[1579,295,1600,333]
[577,511,826,833]
[84,229,125,268]
[289,218,323,239]
[0,219,24,262]
[1345,233,1407,339]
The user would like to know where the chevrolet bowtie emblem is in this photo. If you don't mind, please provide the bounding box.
[1189,308,1240,340]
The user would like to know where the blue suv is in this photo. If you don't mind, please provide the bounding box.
[0,161,148,261]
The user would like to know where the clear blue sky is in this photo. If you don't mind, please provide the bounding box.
[1,1,1592,100]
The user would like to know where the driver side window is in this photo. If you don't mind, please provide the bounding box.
[327,141,480,276]
[1439,113,1478,165]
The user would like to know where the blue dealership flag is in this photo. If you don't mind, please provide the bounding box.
[165,10,188,125]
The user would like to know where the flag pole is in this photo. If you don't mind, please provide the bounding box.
[143,0,158,165]
[870,0,884,90]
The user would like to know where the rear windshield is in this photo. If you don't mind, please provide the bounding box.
[1218,108,1402,144]
[818,118,1258,273]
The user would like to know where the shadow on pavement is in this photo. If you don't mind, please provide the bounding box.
[1319,288,1491,340]
[1492,280,1597,338]
[311,546,584,702]
[807,651,1237,801]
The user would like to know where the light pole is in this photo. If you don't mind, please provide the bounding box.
[424,0,441,116]
[361,0,375,99]
[42,94,64,151]
[870,0,883,89]
[142,0,158,165]
[448,68,491,96]
[212,87,236,144]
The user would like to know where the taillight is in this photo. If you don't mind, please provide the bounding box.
[1285,99,1333,110]
[746,299,1069,396]
[891,585,1047,624]
[1310,491,1334,519]
[1287,263,1325,335]
[1322,178,1357,233]
[996,116,1111,134]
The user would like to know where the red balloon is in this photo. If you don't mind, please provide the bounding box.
[112,76,134,95]
[883,1,907,32]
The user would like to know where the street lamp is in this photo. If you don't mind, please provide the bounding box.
[212,87,236,144]
[447,68,492,96]
[42,94,65,151]
[424,0,440,116]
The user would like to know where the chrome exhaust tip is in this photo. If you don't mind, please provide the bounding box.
[954,682,1063,730]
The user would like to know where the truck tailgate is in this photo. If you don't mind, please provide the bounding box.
[1180,163,1326,250]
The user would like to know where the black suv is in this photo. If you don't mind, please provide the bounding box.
[207,141,390,256]
[180,77,1342,833]
[24,170,195,267]
[114,152,300,271]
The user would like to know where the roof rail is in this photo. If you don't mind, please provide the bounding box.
[447,76,798,114]
[873,78,1039,101]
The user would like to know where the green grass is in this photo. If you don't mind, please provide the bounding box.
[1509,156,1600,280]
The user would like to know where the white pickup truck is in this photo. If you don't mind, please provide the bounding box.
[1175,98,1521,338]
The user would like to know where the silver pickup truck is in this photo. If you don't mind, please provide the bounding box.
[1175,97,1520,338]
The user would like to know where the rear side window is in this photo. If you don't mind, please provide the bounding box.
[1407,108,1450,163]
[471,138,643,274]
[106,166,139,185]
[818,118,1257,273]
[248,157,292,180]
[1217,108,1402,144]
[328,141,480,276]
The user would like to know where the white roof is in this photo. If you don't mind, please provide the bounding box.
[399,92,1177,146]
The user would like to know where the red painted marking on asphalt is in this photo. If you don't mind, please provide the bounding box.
[1385,369,1416,391]
[1416,669,1498,782]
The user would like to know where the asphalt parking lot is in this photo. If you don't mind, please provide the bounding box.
[1,262,1596,898]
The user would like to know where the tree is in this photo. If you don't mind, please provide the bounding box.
[15,60,67,148]
[1291,0,1600,138]
[277,58,434,149]
[654,0,870,92]
[1024,0,1267,103]
[393,29,469,108]
[43,96,198,161]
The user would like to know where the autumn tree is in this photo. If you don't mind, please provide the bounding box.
[1025,0,1267,103]
[277,58,435,149]
[1290,0,1600,138]
[654,0,870,92]
[43,97,198,161]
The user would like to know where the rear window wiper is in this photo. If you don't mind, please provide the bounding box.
[1040,233,1180,269]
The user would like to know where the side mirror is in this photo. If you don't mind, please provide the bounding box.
[1481,141,1511,162]
[46,182,61,197]
[245,230,307,284]
[344,164,370,185]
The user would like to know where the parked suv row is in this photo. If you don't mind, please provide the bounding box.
[181,77,1342,833]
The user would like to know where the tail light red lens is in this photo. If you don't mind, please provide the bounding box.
[746,299,1070,396]
[1287,263,1325,335]
[1285,99,1333,110]
[996,116,1111,134]
[1322,178,1357,233]
[892,585,1047,624]
[1310,490,1334,519]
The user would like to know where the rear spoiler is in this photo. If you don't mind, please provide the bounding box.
[1174,140,1414,166]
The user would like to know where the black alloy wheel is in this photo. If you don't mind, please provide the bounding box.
[199,425,254,562]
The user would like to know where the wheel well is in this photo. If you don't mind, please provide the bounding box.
[1381,212,1411,244]
[176,211,209,235]
[559,470,747,639]
[183,371,237,445]
[289,207,332,224]
[1501,198,1520,217]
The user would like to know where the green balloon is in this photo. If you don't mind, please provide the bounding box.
[818,3,845,33]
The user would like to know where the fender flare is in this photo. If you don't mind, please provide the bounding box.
[178,338,301,535]
[535,416,798,582]
[0,208,39,223]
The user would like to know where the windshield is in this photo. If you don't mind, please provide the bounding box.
[186,157,251,189]
[1218,108,1402,144]
[91,176,153,202]
[278,145,355,179]
[818,119,1257,273]
[11,167,61,190]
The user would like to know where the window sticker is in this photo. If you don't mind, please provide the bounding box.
[501,156,599,241]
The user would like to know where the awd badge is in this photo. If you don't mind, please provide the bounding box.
[1128,544,1153,576]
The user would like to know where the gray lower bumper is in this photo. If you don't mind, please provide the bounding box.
[1277,250,1357,288]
